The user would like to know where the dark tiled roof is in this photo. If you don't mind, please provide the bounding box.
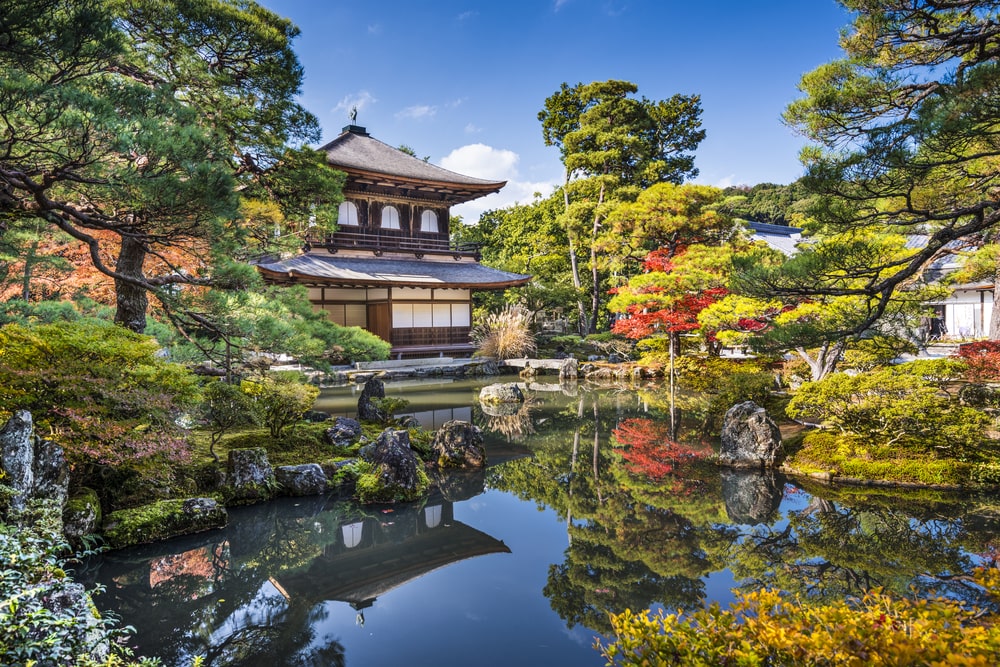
[319,127,505,189]
[746,220,804,256]
[256,253,532,289]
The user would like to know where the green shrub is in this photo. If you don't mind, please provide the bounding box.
[241,373,319,438]
[0,320,200,470]
[839,334,917,372]
[0,500,154,666]
[786,363,991,456]
[959,383,1000,408]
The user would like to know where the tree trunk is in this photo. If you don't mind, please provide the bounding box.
[990,262,1000,340]
[562,175,588,335]
[114,235,149,333]
[586,183,607,335]
[20,239,38,301]
[797,339,848,382]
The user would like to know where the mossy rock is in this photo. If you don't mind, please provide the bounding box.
[102,497,227,549]
[63,487,101,546]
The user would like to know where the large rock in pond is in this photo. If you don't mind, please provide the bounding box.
[432,420,486,469]
[479,383,524,404]
[275,464,328,496]
[358,376,387,422]
[357,428,428,503]
[719,401,784,469]
[721,469,783,525]
[0,410,70,513]
[103,497,227,549]
[227,448,276,503]
[325,417,363,447]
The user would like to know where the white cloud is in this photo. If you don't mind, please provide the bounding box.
[441,144,559,222]
[694,172,738,189]
[332,91,377,120]
[464,122,482,134]
[457,10,478,20]
[395,104,437,120]
[367,23,382,35]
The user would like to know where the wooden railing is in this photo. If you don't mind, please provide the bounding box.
[305,229,482,259]
[391,326,472,348]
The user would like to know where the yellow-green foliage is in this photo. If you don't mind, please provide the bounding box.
[787,364,991,456]
[599,569,1000,666]
[240,374,319,438]
[788,431,973,486]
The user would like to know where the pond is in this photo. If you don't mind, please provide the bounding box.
[81,378,1000,666]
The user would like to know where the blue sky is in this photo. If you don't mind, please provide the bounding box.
[259,0,852,221]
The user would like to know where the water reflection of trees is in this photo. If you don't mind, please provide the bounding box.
[487,384,1000,636]
[487,390,729,634]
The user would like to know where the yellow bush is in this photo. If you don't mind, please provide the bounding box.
[598,569,1000,666]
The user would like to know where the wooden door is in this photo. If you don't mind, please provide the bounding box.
[367,302,392,343]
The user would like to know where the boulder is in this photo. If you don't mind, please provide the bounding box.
[103,497,227,549]
[479,383,524,404]
[358,376,387,422]
[719,401,784,469]
[63,488,102,547]
[227,447,276,503]
[275,464,328,496]
[720,469,783,525]
[432,420,486,469]
[0,410,35,512]
[32,438,70,509]
[0,411,70,513]
[358,428,427,502]
[559,357,579,380]
[325,417,363,447]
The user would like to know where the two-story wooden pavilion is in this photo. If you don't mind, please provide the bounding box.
[256,124,531,358]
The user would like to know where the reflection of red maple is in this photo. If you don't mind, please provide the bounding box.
[149,542,229,599]
[611,418,709,479]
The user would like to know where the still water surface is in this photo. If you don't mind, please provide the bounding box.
[82,378,1000,666]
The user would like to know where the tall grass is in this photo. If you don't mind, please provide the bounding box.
[472,305,536,360]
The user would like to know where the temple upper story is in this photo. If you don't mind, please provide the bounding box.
[310,124,505,257]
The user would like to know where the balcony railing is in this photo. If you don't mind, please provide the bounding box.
[304,229,482,259]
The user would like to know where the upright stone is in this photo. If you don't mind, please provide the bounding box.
[227,448,275,503]
[358,376,387,422]
[32,439,70,509]
[0,410,34,511]
[559,357,579,380]
[719,401,784,469]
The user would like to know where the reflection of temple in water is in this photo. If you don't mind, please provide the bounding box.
[95,491,511,664]
[274,497,510,612]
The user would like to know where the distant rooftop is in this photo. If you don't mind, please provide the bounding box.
[746,220,803,256]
